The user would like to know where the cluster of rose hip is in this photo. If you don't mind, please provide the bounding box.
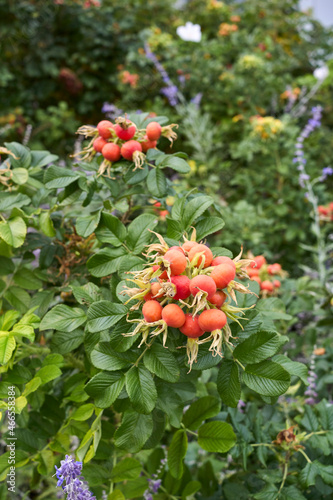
[123,232,254,371]
[247,254,286,294]
[75,117,177,175]
[318,202,333,221]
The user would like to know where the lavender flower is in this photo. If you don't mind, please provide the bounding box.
[299,173,310,188]
[190,92,203,108]
[321,166,333,180]
[160,85,179,107]
[101,103,123,119]
[143,456,166,499]
[304,351,318,405]
[237,400,246,413]
[55,455,96,500]
[144,43,179,107]
[293,106,323,188]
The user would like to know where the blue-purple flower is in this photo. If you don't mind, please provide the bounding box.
[144,43,179,107]
[293,105,323,188]
[54,455,96,500]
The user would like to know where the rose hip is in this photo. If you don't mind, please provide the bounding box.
[198,309,227,332]
[121,140,142,161]
[188,244,213,268]
[190,275,216,300]
[142,300,163,322]
[146,121,162,141]
[163,249,187,276]
[102,143,121,162]
[209,291,227,308]
[180,314,205,338]
[93,137,108,153]
[97,120,114,139]
[162,303,186,328]
[211,256,236,271]
[170,275,191,300]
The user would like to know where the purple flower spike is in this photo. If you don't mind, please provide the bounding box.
[54,455,96,499]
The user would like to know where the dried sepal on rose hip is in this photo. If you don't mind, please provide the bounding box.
[122,229,257,371]
[244,251,287,296]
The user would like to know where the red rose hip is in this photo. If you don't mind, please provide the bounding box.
[198,309,227,332]
[162,304,186,328]
[142,300,163,323]
[190,275,216,300]
[102,143,121,162]
[180,314,205,338]
[97,120,114,139]
[146,121,162,141]
[210,263,236,289]
[163,249,187,276]
[93,137,108,153]
[188,244,213,268]
[121,140,142,161]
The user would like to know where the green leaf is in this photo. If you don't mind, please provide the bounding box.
[299,461,320,487]
[5,142,31,169]
[253,484,279,500]
[0,217,26,247]
[143,343,180,383]
[168,429,188,479]
[160,155,190,173]
[243,361,290,397]
[76,212,101,238]
[111,458,142,482]
[39,211,56,237]
[87,247,127,277]
[195,217,225,240]
[198,421,236,453]
[22,377,42,397]
[85,372,125,408]
[166,217,184,240]
[108,491,125,500]
[44,165,80,188]
[0,334,16,364]
[90,343,133,371]
[0,256,14,276]
[272,355,308,385]
[317,462,333,486]
[124,164,149,184]
[37,449,54,476]
[30,150,58,168]
[182,481,202,500]
[183,396,221,431]
[233,331,281,364]
[126,214,158,254]
[95,212,127,246]
[182,196,213,229]
[51,329,84,354]
[147,168,167,197]
[114,410,153,452]
[217,360,241,408]
[125,365,157,414]
[40,305,87,332]
[87,301,127,332]
[71,404,95,421]
[4,286,31,313]
[36,365,62,384]
[0,193,30,211]
[301,405,319,432]
[12,168,29,185]
[13,268,42,290]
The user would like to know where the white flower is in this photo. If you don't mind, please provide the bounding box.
[176,22,202,42]
[313,65,329,81]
